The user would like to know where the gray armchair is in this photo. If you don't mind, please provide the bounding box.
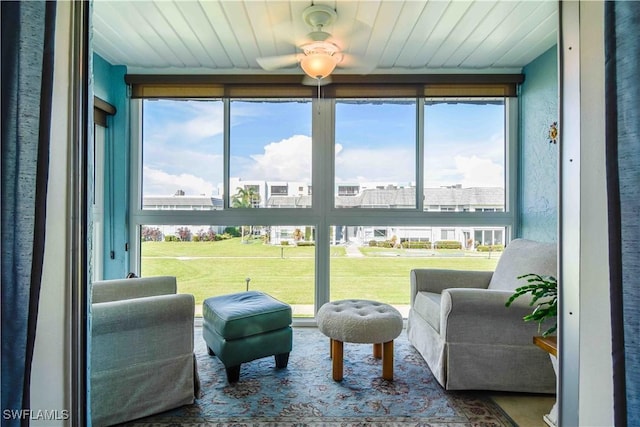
[91,276,197,426]
[407,238,557,393]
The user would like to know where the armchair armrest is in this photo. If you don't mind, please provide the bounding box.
[410,269,493,304]
[92,276,177,303]
[91,293,195,371]
[440,288,546,346]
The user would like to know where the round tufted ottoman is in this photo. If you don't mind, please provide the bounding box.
[316,299,403,381]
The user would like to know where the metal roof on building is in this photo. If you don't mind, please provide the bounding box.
[143,195,223,208]
[144,187,503,210]
[266,187,504,208]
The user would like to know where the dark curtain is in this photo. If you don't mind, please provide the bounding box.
[606,2,640,427]
[1,1,56,425]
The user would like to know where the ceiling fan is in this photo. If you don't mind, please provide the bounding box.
[256,4,372,85]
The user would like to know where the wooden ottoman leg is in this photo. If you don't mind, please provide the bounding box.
[329,338,334,358]
[382,340,394,380]
[373,343,382,359]
[332,339,344,381]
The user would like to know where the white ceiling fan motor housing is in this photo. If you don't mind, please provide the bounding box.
[302,5,338,31]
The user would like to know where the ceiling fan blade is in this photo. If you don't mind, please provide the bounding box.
[272,20,317,47]
[330,18,371,49]
[337,54,377,74]
[256,54,300,71]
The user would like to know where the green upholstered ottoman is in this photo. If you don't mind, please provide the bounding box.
[202,291,292,382]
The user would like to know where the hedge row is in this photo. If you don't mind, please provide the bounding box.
[433,240,462,249]
[369,240,434,249]
[476,244,505,252]
[402,241,432,249]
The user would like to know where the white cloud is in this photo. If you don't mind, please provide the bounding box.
[455,155,504,187]
[335,146,415,183]
[242,135,312,181]
[145,146,223,179]
[143,166,216,196]
[147,102,224,146]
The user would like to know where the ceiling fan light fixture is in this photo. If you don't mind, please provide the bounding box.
[300,51,338,80]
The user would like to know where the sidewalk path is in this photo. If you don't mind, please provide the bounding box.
[344,243,365,257]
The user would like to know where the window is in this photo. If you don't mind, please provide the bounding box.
[141,99,224,208]
[140,224,316,317]
[337,185,359,196]
[474,228,505,247]
[441,229,456,240]
[329,225,501,316]
[424,100,505,212]
[229,100,312,208]
[335,99,416,209]
[130,91,516,320]
[270,185,288,195]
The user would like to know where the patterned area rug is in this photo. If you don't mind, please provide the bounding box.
[121,327,516,426]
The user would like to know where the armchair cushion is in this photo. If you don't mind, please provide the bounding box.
[413,292,442,333]
[92,275,177,303]
[488,239,557,291]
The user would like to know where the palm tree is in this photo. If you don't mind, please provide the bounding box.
[231,187,261,242]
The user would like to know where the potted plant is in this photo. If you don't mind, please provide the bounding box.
[505,273,558,337]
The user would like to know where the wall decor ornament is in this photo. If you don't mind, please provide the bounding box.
[549,122,558,144]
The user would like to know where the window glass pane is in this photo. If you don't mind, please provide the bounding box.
[335,100,416,208]
[142,99,224,209]
[230,100,312,208]
[424,100,505,212]
[329,225,503,317]
[140,224,315,317]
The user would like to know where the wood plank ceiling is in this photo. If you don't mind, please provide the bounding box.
[92,0,558,75]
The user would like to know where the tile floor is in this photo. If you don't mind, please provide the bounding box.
[491,392,556,427]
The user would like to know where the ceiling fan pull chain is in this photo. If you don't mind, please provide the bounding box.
[317,78,321,114]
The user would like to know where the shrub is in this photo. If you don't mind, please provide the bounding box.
[404,241,431,249]
[296,241,315,247]
[196,228,217,242]
[281,240,290,246]
[164,235,179,242]
[435,240,462,249]
[176,227,192,242]
[476,244,505,252]
[224,226,241,238]
[379,240,394,248]
[368,240,378,247]
[141,226,163,242]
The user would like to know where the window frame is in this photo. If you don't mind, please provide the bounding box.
[129,94,518,322]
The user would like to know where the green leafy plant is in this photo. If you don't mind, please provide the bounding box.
[505,273,557,337]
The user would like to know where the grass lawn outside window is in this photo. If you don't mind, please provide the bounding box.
[141,237,500,317]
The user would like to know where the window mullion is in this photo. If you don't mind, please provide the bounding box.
[223,98,230,209]
[417,97,425,211]
[312,97,334,313]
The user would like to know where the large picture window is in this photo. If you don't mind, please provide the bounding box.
[424,100,505,212]
[130,90,517,321]
[230,100,312,208]
[335,99,416,209]
[141,99,224,209]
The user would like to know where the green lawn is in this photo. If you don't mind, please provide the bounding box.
[141,238,500,315]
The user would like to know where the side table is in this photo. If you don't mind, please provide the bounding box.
[534,336,558,427]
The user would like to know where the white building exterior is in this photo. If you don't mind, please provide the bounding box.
[142,181,504,248]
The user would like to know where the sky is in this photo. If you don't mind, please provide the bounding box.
[142,99,504,197]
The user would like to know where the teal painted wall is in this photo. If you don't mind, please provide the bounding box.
[93,53,130,278]
[519,46,559,242]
